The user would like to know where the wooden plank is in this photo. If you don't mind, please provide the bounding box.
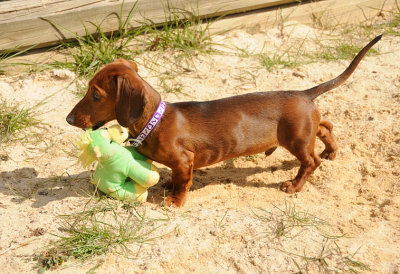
[0,0,397,51]
[209,0,397,34]
[0,0,296,51]
[0,0,104,22]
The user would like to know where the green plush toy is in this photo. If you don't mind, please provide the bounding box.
[77,125,159,203]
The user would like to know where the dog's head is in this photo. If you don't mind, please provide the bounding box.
[66,59,149,129]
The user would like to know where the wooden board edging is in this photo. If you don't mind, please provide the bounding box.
[0,0,297,51]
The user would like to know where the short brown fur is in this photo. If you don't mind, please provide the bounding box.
[67,35,382,207]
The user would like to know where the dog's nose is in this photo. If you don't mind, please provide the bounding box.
[66,114,75,125]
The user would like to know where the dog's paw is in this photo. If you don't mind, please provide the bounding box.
[164,194,186,208]
[280,180,297,194]
[320,150,336,160]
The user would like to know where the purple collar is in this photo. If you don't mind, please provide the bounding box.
[129,101,166,147]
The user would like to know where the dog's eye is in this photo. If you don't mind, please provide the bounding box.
[92,91,102,102]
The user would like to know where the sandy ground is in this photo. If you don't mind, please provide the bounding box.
[0,16,400,273]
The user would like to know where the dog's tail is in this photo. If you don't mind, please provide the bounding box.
[303,34,382,100]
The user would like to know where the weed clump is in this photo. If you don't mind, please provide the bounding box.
[143,8,216,55]
[0,101,40,142]
[34,199,169,270]
[253,201,370,273]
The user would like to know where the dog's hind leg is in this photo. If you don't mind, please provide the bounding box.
[278,108,322,193]
[317,120,338,160]
[280,139,321,193]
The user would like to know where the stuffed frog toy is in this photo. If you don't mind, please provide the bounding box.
[77,125,159,202]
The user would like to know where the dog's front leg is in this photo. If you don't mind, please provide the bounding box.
[164,150,194,207]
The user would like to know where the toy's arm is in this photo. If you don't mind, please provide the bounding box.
[127,159,159,188]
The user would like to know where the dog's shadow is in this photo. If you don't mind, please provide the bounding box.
[147,159,299,204]
[193,159,299,190]
[0,159,299,208]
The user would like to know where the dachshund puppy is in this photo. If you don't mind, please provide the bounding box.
[67,35,382,207]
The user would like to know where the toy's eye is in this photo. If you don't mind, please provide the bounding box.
[92,91,102,102]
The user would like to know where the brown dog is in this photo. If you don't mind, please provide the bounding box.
[67,35,382,207]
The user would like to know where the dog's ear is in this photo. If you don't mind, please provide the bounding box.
[114,59,138,72]
[126,60,138,72]
[115,74,147,127]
